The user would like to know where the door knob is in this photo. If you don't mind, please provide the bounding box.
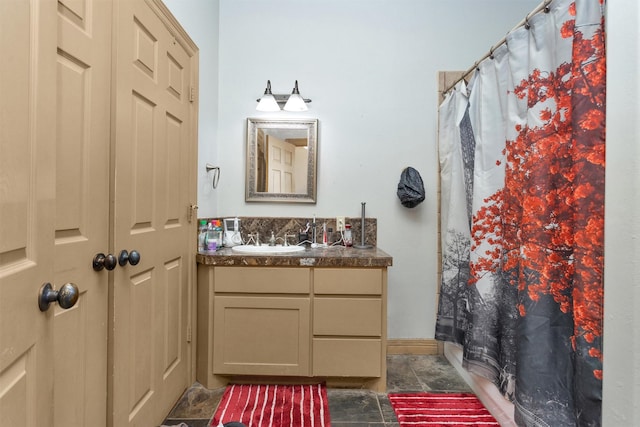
[93,253,117,271]
[38,282,79,312]
[118,250,141,266]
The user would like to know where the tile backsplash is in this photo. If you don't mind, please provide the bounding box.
[199,216,377,247]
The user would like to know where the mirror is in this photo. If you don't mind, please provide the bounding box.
[246,118,318,203]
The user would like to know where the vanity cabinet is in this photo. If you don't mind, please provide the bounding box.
[196,255,389,392]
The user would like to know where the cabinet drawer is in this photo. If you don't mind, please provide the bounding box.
[214,266,310,293]
[314,268,382,295]
[312,338,381,377]
[313,297,381,336]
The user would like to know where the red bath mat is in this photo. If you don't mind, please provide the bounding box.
[211,383,330,427]
[388,392,499,426]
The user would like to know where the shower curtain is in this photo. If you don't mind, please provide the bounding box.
[435,0,605,426]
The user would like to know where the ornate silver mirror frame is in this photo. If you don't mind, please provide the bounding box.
[245,118,318,203]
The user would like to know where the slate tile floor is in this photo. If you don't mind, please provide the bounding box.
[160,355,472,427]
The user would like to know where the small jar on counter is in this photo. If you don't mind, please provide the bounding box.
[344,224,353,247]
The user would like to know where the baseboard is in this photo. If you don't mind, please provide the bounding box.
[386,339,442,355]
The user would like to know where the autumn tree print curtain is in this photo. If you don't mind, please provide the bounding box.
[435,0,605,426]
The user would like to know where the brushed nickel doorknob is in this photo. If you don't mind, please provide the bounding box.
[118,250,140,266]
[93,253,117,271]
[38,282,79,312]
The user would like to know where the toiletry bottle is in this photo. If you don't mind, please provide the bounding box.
[206,221,217,251]
[214,220,223,248]
[198,220,208,250]
[344,224,353,247]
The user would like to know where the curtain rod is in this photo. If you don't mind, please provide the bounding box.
[442,0,553,95]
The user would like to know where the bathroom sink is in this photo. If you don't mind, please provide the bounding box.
[231,245,306,254]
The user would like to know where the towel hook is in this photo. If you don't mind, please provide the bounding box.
[206,163,220,189]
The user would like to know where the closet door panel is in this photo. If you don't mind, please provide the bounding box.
[0,1,57,426]
[111,0,198,425]
[54,0,112,425]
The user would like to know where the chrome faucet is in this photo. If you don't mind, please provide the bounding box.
[284,232,297,246]
[247,232,260,246]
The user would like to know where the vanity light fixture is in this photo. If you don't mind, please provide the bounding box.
[256,80,311,111]
[256,80,280,112]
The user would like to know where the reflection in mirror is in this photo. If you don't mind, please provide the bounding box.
[246,118,318,203]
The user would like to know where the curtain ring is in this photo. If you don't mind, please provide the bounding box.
[489,46,495,60]
[524,13,531,30]
[544,0,551,13]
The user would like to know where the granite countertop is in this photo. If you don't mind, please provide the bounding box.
[196,245,392,268]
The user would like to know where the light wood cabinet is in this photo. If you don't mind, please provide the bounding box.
[197,264,388,391]
[213,295,310,376]
[212,266,311,377]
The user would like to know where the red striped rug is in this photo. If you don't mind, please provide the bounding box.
[388,392,499,426]
[211,384,330,427]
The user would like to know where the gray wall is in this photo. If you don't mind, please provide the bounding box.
[168,0,539,339]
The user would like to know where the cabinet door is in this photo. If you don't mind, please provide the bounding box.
[213,296,310,376]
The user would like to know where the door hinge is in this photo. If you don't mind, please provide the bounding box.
[187,325,192,343]
[189,86,196,103]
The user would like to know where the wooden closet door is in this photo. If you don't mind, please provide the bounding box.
[1,1,196,426]
[0,1,58,426]
[53,0,112,425]
[110,0,198,425]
